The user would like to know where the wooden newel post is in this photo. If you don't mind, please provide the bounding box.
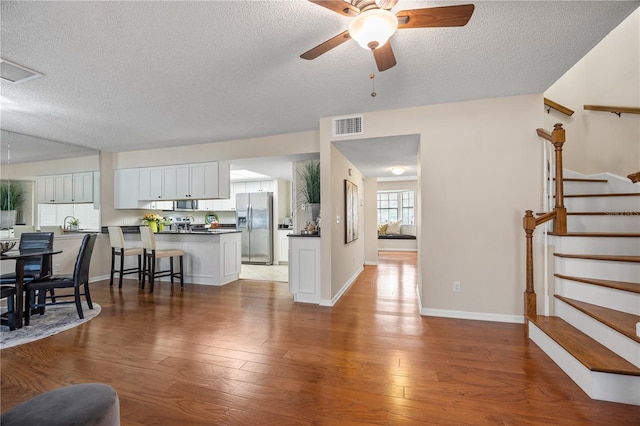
[551,123,567,234]
[523,210,537,325]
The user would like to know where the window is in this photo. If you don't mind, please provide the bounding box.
[377,190,414,225]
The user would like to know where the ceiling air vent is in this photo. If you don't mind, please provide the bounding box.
[1,59,43,84]
[333,115,363,137]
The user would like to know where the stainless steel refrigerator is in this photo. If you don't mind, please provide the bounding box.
[236,192,273,264]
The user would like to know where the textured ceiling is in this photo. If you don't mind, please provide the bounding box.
[1,1,638,177]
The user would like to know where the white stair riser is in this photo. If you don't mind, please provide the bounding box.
[567,215,640,232]
[563,181,608,195]
[555,257,640,282]
[556,278,640,316]
[564,196,640,212]
[563,170,640,194]
[551,236,640,256]
[555,300,640,368]
[529,322,640,405]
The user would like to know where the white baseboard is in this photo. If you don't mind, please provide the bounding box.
[421,307,524,324]
[377,248,417,252]
[364,261,378,265]
[320,266,363,307]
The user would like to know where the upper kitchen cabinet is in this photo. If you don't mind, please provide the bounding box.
[163,161,230,200]
[190,162,230,199]
[139,167,163,200]
[72,172,94,203]
[37,172,93,204]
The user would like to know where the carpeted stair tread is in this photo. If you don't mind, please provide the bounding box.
[558,178,608,183]
[563,192,640,198]
[554,295,640,343]
[549,232,640,238]
[554,253,640,263]
[528,315,640,376]
[566,211,640,216]
[554,274,640,294]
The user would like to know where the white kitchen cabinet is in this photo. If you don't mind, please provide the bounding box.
[278,229,290,264]
[288,235,321,303]
[114,169,141,209]
[72,172,93,203]
[37,173,90,204]
[163,164,190,199]
[190,161,230,199]
[139,167,163,200]
[36,176,55,204]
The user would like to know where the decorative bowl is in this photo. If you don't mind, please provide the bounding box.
[0,240,17,254]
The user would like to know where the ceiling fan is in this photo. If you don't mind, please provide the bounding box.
[300,0,475,72]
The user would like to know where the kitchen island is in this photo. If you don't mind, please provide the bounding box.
[117,228,242,286]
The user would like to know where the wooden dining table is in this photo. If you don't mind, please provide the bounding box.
[1,248,62,329]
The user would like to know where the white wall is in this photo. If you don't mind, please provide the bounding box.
[320,93,543,321]
[544,9,640,177]
[363,177,378,265]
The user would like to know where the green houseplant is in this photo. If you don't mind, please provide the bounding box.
[0,181,22,229]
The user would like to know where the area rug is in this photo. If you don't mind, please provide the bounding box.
[1,302,101,350]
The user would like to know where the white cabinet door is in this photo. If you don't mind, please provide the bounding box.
[114,169,141,209]
[163,165,190,199]
[244,181,260,193]
[37,176,55,203]
[72,172,93,203]
[190,162,219,199]
[260,180,273,192]
[139,167,163,200]
[278,230,289,264]
[54,174,73,203]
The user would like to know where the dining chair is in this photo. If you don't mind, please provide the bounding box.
[0,285,18,330]
[0,232,54,285]
[139,226,184,293]
[108,227,143,288]
[25,233,97,324]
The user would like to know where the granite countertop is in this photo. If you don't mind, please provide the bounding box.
[287,233,320,237]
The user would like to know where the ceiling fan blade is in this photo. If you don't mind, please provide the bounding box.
[300,30,351,60]
[373,41,396,72]
[397,4,475,29]
[376,0,399,10]
[308,0,360,17]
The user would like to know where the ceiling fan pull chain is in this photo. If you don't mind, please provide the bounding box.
[370,59,377,97]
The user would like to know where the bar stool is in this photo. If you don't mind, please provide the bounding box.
[139,226,184,293]
[108,227,143,288]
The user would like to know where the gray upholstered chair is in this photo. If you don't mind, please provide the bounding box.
[0,383,120,426]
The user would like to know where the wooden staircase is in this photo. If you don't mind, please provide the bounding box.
[527,171,640,405]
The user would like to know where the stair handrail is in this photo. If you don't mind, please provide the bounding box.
[524,123,568,322]
[628,171,640,184]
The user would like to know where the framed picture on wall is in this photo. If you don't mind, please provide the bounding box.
[345,179,358,243]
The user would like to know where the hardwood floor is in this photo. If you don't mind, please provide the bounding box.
[2,251,639,424]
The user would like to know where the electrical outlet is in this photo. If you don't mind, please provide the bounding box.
[453,281,461,293]
[54,264,61,272]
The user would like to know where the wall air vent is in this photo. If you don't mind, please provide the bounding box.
[333,115,363,137]
[1,59,43,84]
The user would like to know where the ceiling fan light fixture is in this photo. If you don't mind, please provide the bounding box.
[348,8,398,50]
[390,166,405,175]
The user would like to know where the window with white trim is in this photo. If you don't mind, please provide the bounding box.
[377,190,414,225]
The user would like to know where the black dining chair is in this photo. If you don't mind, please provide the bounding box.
[0,285,18,330]
[0,232,54,285]
[25,233,97,325]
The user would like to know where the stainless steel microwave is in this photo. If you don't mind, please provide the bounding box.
[173,200,198,211]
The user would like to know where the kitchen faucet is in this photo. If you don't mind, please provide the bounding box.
[63,216,77,230]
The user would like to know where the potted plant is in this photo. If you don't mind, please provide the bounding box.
[69,218,80,231]
[298,160,320,223]
[0,181,22,229]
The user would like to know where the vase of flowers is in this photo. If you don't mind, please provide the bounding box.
[142,213,164,233]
